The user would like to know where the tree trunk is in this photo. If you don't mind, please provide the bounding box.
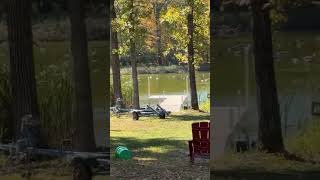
[129,0,140,109]
[209,0,214,160]
[37,0,52,13]
[251,0,284,153]
[154,3,164,66]
[111,0,123,104]
[7,0,39,140]
[187,1,199,110]
[69,0,96,152]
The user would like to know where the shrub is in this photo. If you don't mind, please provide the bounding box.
[199,99,210,113]
[110,80,133,107]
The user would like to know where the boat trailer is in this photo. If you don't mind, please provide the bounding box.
[131,104,171,120]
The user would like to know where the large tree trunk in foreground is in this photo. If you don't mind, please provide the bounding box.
[187,0,199,110]
[154,3,164,66]
[7,0,39,140]
[111,0,123,104]
[251,0,284,153]
[129,0,140,109]
[69,0,96,152]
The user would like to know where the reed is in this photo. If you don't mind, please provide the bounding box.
[0,64,12,142]
[37,63,73,147]
[0,63,73,147]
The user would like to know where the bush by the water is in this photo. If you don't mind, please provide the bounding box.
[110,80,133,107]
[199,99,210,113]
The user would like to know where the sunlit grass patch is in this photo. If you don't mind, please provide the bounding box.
[110,110,210,179]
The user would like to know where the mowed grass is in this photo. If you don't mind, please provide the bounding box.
[210,118,320,173]
[110,110,210,179]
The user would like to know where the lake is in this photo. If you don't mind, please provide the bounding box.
[117,72,210,106]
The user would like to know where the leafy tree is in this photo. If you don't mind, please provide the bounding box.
[114,0,150,108]
[161,0,209,110]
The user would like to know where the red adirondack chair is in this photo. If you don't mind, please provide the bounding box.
[188,122,210,163]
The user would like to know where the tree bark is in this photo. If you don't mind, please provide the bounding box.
[154,3,164,66]
[69,0,96,152]
[111,0,123,104]
[37,0,52,13]
[7,0,39,140]
[251,0,284,153]
[129,0,140,109]
[187,0,199,110]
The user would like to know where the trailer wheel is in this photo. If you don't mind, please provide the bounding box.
[132,112,139,120]
[159,112,166,119]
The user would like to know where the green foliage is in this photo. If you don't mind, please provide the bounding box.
[199,99,210,112]
[113,0,150,57]
[36,63,73,147]
[268,0,315,26]
[112,0,210,65]
[110,80,133,107]
[161,0,210,64]
[286,119,320,160]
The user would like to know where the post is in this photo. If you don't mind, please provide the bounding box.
[148,76,151,97]
[244,45,250,109]
[186,75,189,101]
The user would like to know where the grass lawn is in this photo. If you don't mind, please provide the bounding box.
[210,119,320,174]
[110,110,210,179]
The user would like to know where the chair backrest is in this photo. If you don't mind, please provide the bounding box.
[191,122,210,154]
[192,122,210,141]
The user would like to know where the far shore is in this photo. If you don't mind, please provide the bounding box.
[110,64,210,75]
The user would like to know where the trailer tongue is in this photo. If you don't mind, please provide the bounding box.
[131,104,171,120]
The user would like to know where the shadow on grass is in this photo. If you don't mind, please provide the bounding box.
[169,113,210,121]
[110,137,189,159]
[110,136,209,179]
